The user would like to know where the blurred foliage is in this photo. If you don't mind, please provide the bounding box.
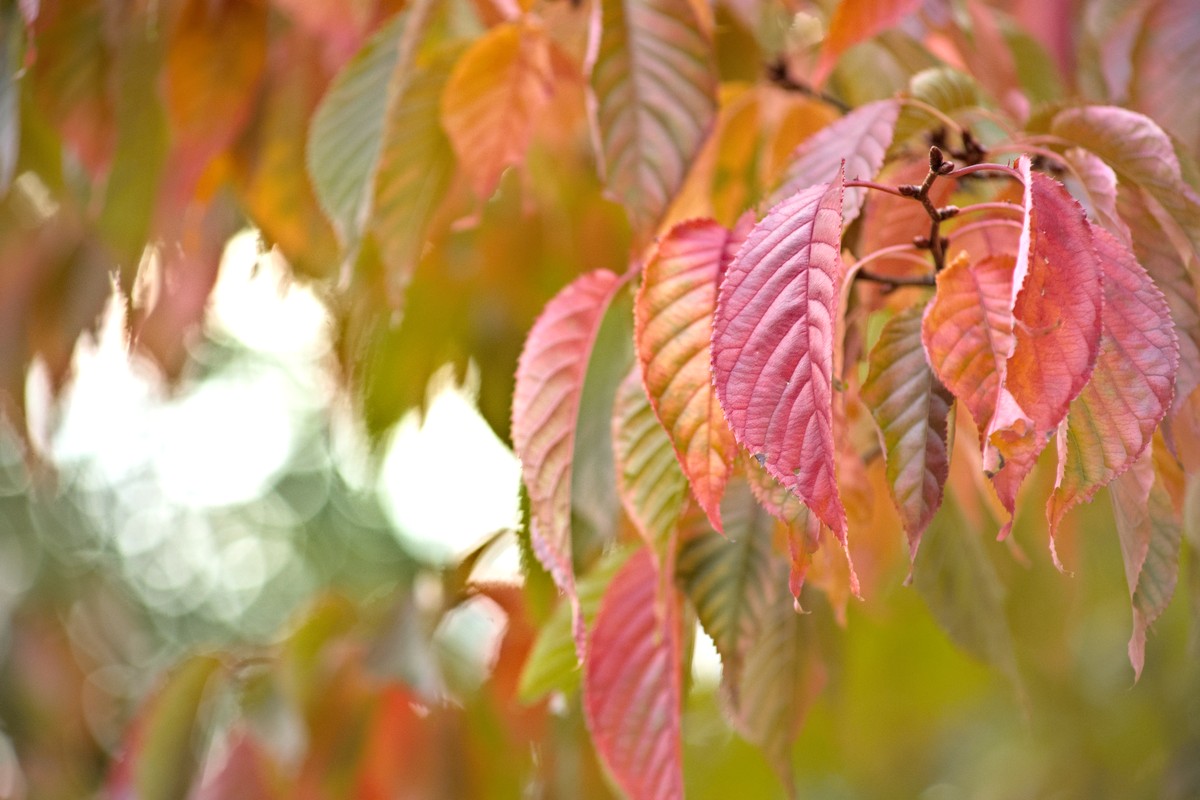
[1,0,1199,797]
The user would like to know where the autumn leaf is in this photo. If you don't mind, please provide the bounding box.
[1110,450,1182,681]
[1048,226,1179,539]
[712,175,848,537]
[584,548,684,800]
[863,304,953,560]
[588,0,718,240]
[635,217,747,532]
[770,99,900,224]
[1129,0,1200,163]
[921,252,1015,437]
[814,0,922,85]
[612,368,689,553]
[512,270,624,593]
[441,20,566,198]
[1061,147,1129,245]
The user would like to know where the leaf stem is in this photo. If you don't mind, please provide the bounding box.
[954,201,1023,217]
[898,97,963,135]
[945,162,1023,181]
[855,268,936,288]
[845,179,908,198]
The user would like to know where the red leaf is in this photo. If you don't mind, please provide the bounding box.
[635,217,748,532]
[1110,450,1182,681]
[513,270,624,592]
[984,160,1104,527]
[584,548,684,800]
[922,252,1016,436]
[814,0,922,85]
[713,176,848,537]
[862,304,953,559]
[1048,226,1179,537]
[771,99,899,224]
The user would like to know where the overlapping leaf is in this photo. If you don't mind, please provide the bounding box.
[771,99,899,223]
[712,176,848,537]
[1048,227,1179,534]
[512,270,623,592]
[441,20,564,198]
[1129,0,1200,161]
[922,252,1015,436]
[1110,451,1182,680]
[584,548,684,800]
[588,0,718,239]
[612,368,689,551]
[1062,147,1129,244]
[814,0,922,85]
[863,304,953,559]
[1051,105,1200,259]
[635,217,747,532]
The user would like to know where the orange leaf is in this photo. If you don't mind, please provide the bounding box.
[814,0,922,85]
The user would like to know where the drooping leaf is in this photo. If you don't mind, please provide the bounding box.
[512,270,623,592]
[675,477,776,694]
[1052,105,1200,260]
[814,0,922,85]
[1111,450,1183,680]
[163,0,267,201]
[1118,185,1200,412]
[862,304,953,560]
[370,42,461,304]
[1062,146,1129,245]
[712,176,848,537]
[1048,226,1179,535]
[922,252,1016,436]
[985,161,1104,523]
[1129,0,1200,161]
[441,20,565,198]
[635,217,747,532]
[584,548,684,800]
[770,98,899,224]
[612,368,689,551]
[588,0,718,240]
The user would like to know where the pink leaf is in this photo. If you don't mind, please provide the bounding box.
[584,548,684,800]
[1047,226,1179,536]
[770,99,900,224]
[863,304,953,560]
[513,270,623,592]
[1062,147,1130,245]
[1110,450,1182,681]
[635,217,749,532]
[713,176,848,537]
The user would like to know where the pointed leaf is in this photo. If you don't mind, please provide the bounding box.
[635,217,748,531]
[1048,226,1179,532]
[613,368,690,550]
[1052,105,1200,260]
[815,0,922,85]
[676,478,776,694]
[1111,451,1183,680]
[513,270,623,592]
[922,252,1016,436]
[713,177,848,536]
[588,0,718,239]
[307,12,407,243]
[584,548,684,800]
[370,43,461,303]
[771,99,900,224]
[863,304,953,559]
[441,20,563,198]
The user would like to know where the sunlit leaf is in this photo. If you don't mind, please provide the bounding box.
[815,0,922,85]
[922,252,1015,437]
[770,98,899,224]
[513,270,624,592]
[676,477,776,694]
[584,548,684,800]
[713,176,848,536]
[1048,227,1179,537]
[612,368,689,551]
[862,304,953,560]
[588,0,718,240]
[1052,105,1200,259]
[441,20,564,198]
[635,217,747,532]
[1111,450,1183,680]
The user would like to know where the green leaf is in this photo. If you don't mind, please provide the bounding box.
[588,0,718,240]
[893,67,982,146]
